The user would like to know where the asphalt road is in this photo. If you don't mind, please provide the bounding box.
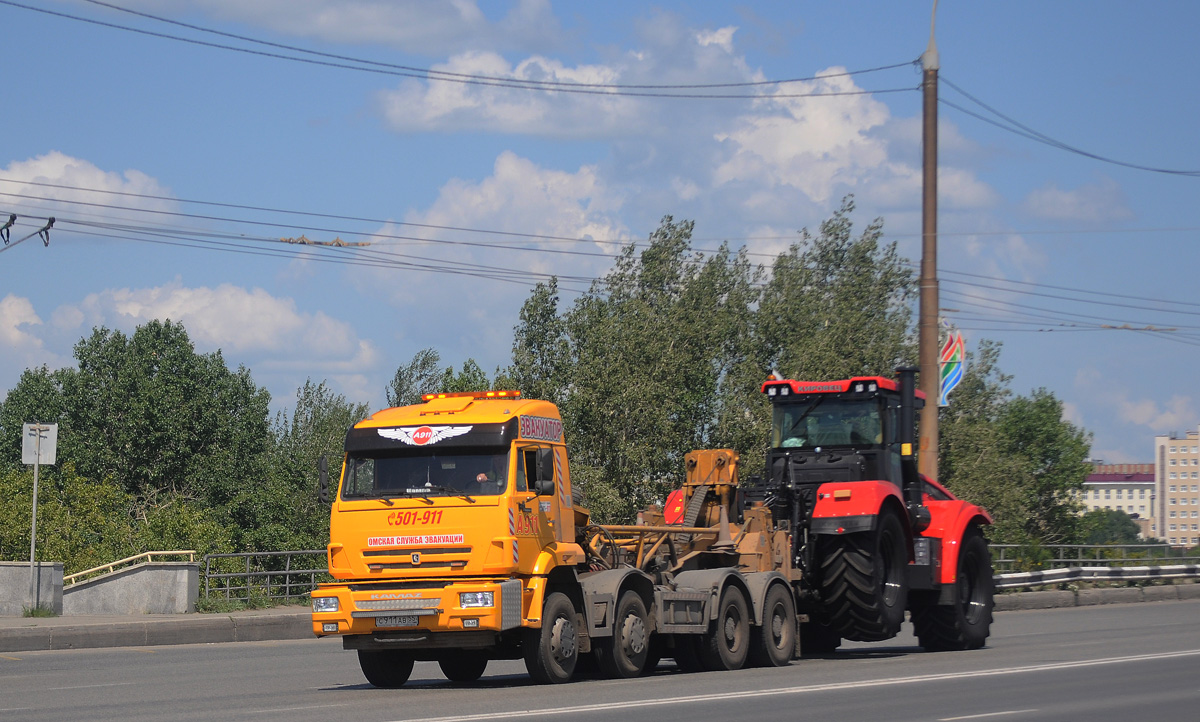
[1,600,1197,722]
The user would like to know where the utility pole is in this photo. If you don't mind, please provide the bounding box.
[918,1,940,480]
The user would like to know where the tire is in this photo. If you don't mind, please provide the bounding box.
[913,528,994,651]
[817,510,908,641]
[671,635,705,672]
[523,592,579,684]
[357,649,415,688]
[438,650,489,682]
[749,584,795,667]
[642,636,664,676]
[595,590,650,678]
[697,586,750,671]
[799,620,841,655]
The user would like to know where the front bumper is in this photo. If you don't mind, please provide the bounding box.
[311,578,523,637]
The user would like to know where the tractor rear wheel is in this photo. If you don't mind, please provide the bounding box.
[816,510,908,641]
[913,528,994,651]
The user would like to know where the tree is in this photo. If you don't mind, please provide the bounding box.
[385,348,442,407]
[756,197,915,382]
[235,380,370,552]
[510,278,571,405]
[58,320,271,507]
[0,366,69,471]
[440,359,491,393]
[938,342,1092,545]
[1079,509,1142,545]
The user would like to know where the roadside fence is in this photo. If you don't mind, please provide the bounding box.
[202,550,329,604]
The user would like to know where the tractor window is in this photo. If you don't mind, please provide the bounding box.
[772,397,884,449]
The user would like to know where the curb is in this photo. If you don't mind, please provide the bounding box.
[994,581,1200,612]
[0,610,313,653]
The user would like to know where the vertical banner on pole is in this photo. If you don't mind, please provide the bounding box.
[938,331,964,407]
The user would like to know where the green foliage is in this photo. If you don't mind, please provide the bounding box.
[440,359,491,393]
[1079,509,1143,545]
[22,604,56,617]
[234,380,369,552]
[385,348,442,407]
[938,341,1092,545]
[0,365,69,471]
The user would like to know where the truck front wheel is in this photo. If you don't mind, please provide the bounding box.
[357,649,415,688]
[438,650,489,682]
[524,592,579,684]
[595,590,649,678]
[817,510,908,641]
[913,528,994,651]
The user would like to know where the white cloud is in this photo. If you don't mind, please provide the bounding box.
[1075,367,1196,433]
[59,281,377,371]
[0,151,175,226]
[1021,177,1133,223]
[122,0,563,55]
[696,27,737,53]
[0,295,47,363]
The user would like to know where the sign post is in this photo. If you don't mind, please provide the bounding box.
[22,423,58,610]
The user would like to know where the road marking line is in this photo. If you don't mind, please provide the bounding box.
[245,703,352,714]
[45,682,137,691]
[392,648,1200,722]
[939,710,1037,721]
[0,655,22,661]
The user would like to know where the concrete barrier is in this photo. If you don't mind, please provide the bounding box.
[0,561,63,615]
[63,562,198,615]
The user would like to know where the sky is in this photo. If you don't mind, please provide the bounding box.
[1,1,1198,465]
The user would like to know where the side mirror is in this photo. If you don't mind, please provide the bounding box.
[318,455,330,504]
[536,477,555,496]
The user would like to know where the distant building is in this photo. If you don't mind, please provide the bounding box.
[1081,464,1155,539]
[1155,427,1200,547]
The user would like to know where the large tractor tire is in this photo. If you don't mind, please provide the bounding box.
[816,510,908,641]
[913,527,994,651]
[594,590,650,678]
[358,650,415,688]
[523,592,580,684]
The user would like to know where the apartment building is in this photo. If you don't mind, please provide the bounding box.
[1155,427,1200,547]
[1081,464,1155,539]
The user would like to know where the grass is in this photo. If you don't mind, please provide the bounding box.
[22,604,57,617]
[194,593,297,614]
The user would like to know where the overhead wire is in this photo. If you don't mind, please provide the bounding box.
[940,76,1200,177]
[0,0,916,99]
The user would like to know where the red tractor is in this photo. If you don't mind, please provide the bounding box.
[751,366,994,652]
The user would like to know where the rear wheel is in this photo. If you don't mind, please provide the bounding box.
[357,650,415,688]
[698,586,750,671]
[523,592,579,684]
[438,650,489,682]
[817,510,908,641]
[595,590,649,678]
[913,528,994,651]
[749,584,795,667]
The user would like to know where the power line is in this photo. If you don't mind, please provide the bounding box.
[940,76,1200,177]
[0,0,916,100]
[78,0,917,91]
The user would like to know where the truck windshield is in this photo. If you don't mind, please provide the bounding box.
[341,449,510,500]
[772,397,882,449]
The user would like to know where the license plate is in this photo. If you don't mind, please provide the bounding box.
[375,615,419,628]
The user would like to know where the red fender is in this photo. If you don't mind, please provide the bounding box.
[810,480,907,538]
[920,484,992,586]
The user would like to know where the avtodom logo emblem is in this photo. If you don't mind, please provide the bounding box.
[378,426,472,446]
[410,552,422,565]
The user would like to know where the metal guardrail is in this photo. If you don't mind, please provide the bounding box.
[993,564,1200,590]
[64,550,197,586]
[202,550,329,603]
[991,544,1200,571]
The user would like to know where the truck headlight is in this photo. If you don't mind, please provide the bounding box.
[312,596,339,613]
[459,591,494,608]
